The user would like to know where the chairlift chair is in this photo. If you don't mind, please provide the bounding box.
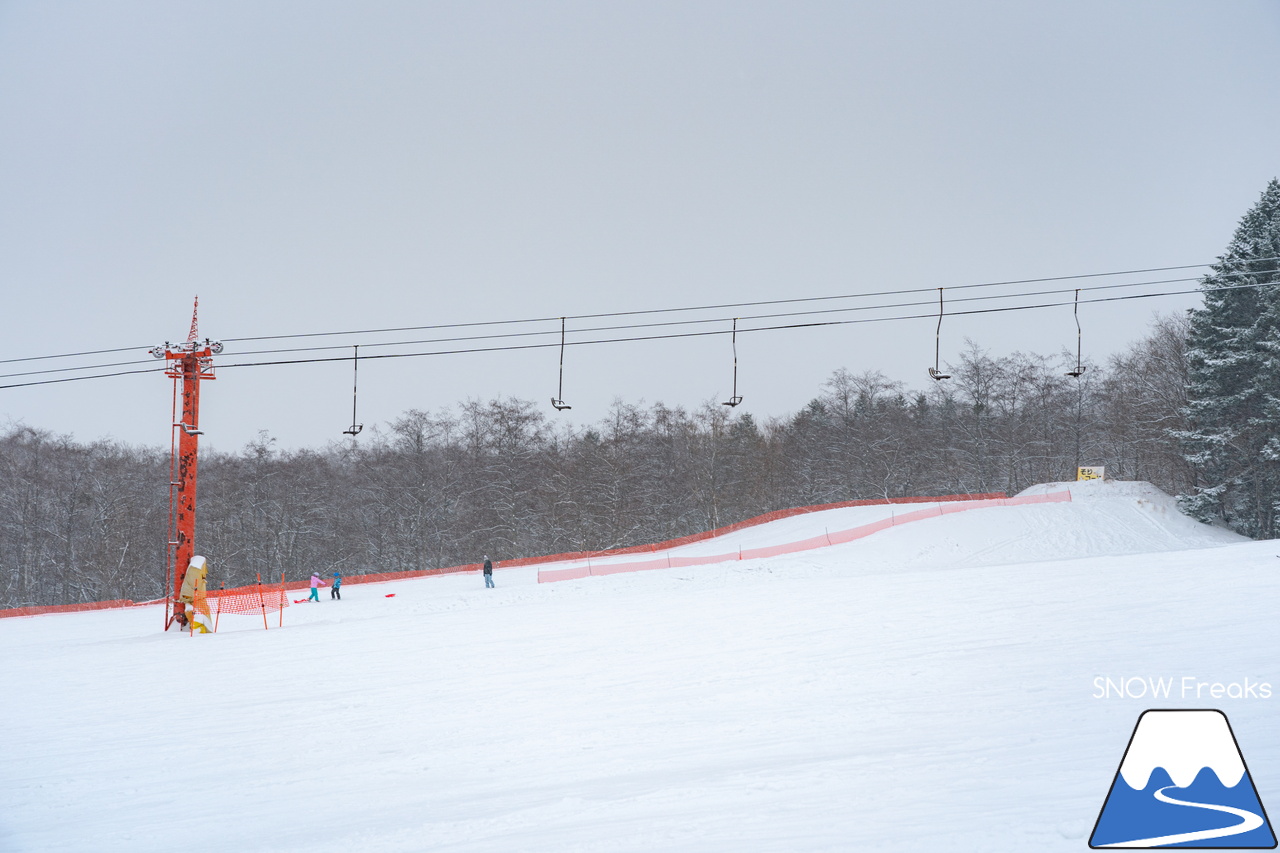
[928,288,951,380]
[722,318,743,407]
[343,345,364,435]
[551,317,572,411]
[1065,289,1087,378]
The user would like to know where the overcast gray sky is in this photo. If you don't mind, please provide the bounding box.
[1,1,1277,452]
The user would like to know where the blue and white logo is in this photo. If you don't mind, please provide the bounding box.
[1090,709,1276,848]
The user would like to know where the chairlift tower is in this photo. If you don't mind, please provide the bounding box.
[150,298,223,630]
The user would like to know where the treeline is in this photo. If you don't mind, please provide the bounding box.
[1179,179,1280,538]
[0,315,1194,608]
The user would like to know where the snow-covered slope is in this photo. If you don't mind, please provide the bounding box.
[541,479,1245,577]
[842,478,1245,571]
[0,481,1274,853]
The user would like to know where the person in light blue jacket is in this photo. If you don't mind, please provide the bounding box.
[331,572,342,600]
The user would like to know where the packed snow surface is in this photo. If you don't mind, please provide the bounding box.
[2,480,1276,852]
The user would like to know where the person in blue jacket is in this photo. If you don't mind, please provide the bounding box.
[331,572,342,600]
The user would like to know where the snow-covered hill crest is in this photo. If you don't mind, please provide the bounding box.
[837,479,1246,572]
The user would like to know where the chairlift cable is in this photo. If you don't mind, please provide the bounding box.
[4,257,1278,369]
[211,258,1273,346]
[129,272,1232,365]
[3,275,1279,391]
[0,270,1244,380]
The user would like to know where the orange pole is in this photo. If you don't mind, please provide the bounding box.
[173,351,201,614]
[166,371,179,627]
[258,574,268,631]
[154,298,221,631]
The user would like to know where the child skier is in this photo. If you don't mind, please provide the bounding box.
[308,572,326,602]
[331,572,342,600]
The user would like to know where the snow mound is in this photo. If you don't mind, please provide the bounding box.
[1018,477,1187,503]
[819,479,1246,572]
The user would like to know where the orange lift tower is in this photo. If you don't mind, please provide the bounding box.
[151,299,223,630]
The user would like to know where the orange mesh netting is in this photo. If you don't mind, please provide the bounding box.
[505,491,1008,571]
[538,490,1072,583]
[207,584,289,615]
[0,491,1034,619]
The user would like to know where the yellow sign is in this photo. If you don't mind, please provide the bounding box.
[1077,466,1105,481]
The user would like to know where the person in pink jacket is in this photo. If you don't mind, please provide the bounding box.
[308,572,327,602]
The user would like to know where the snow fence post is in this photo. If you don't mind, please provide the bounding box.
[258,575,268,631]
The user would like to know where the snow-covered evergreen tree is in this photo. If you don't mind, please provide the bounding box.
[1179,179,1280,537]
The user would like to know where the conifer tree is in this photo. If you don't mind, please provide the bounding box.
[1179,179,1280,537]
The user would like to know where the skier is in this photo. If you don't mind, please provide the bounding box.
[483,555,494,589]
[308,572,326,602]
[331,572,342,600]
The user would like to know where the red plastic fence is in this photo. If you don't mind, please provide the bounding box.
[536,490,1072,583]
[197,491,1018,596]
[0,599,140,619]
[208,584,289,615]
[496,491,1007,570]
[0,491,1027,619]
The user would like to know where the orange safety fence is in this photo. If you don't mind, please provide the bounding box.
[206,581,289,631]
[0,599,143,619]
[0,490,1027,619]
[496,491,1007,571]
[537,489,1073,583]
[208,584,288,615]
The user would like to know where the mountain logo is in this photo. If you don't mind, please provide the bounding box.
[1090,709,1276,848]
